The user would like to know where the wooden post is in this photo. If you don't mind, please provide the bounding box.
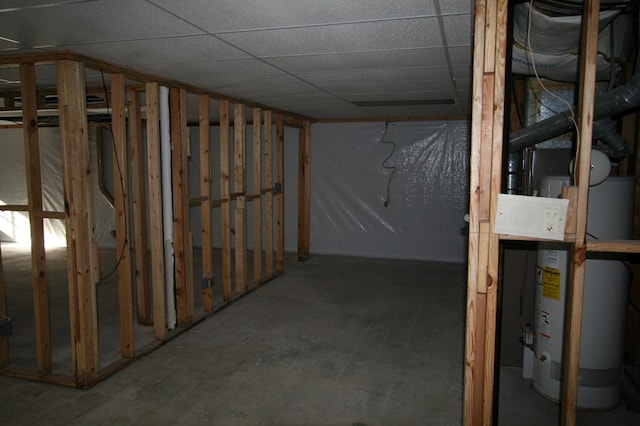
[464,0,508,423]
[20,63,52,375]
[145,82,166,341]
[297,121,311,260]
[170,88,193,326]
[219,100,232,301]
[253,108,263,284]
[200,95,214,312]
[128,88,151,324]
[464,0,488,422]
[561,1,600,424]
[110,73,134,358]
[276,113,285,273]
[57,59,99,386]
[234,103,248,294]
[264,111,274,278]
[483,0,508,423]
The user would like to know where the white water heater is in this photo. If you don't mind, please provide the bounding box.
[533,175,634,409]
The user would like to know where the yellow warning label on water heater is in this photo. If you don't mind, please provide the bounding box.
[542,267,561,301]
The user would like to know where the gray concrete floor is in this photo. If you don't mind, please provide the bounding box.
[1,252,640,425]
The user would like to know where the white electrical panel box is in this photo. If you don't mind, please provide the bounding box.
[494,194,569,241]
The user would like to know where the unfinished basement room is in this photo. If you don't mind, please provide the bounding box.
[0,1,640,425]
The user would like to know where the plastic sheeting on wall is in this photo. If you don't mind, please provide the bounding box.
[310,121,469,263]
[0,127,115,248]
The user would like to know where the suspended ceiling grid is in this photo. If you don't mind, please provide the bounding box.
[0,0,473,120]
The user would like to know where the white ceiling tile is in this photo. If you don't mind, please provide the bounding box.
[299,67,452,86]
[359,104,463,117]
[0,0,477,120]
[0,0,203,48]
[0,1,101,11]
[59,36,250,66]
[345,90,457,102]
[264,48,448,73]
[452,65,472,81]
[218,18,442,57]
[130,59,283,86]
[150,0,437,32]
[439,0,474,15]
[323,80,456,95]
[442,14,473,46]
[448,46,473,66]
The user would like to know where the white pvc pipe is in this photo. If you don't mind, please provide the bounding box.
[159,85,176,330]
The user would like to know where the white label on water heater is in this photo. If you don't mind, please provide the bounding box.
[494,194,569,241]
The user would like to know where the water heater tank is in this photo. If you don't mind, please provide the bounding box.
[533,175,634,409]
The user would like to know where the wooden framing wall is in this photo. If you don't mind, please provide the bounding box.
[465,0,640,425]
[0,51,312,388]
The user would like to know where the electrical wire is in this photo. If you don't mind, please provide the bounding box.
[380,122,396,208]
[98,69,128,283]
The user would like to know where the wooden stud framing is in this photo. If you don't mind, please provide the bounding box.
[57,60,99,386]
[234,103,248,294]
[0,51,303,388]
[297,121,311,260]
[253,108,263,284]
[264,111,274,278]
[128,88,151,324]
[561,1,600,424]
[20,63,52,375]
[145,82,166,341]
[464,0,489,422]
[170,88,193,326]
[464,0,507,423]
[200,95,214,312]
[465,0,640,424]
[276,113,285,273]
[219,99,232,301]
[110,73,135,358]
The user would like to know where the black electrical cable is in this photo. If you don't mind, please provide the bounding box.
[98,69,128,283]
[380,122,396,208]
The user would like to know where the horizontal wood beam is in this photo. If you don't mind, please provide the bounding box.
[586,239,640,253]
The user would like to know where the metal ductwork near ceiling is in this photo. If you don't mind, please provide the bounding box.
[508,0,638,158]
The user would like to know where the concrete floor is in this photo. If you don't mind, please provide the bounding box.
[1,253,640,425]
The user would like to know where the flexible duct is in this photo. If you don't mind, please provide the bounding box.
[509,57,640,154]
[593,117,628,158]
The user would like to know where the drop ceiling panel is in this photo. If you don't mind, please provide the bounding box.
[448,46,473,65]
[151,0,437,32]
[300,67,453,86]
[323,81,457,96]
[0,0,475,119]
[360,104,463,117]
[440,0,475,14]
[131,59,285,86]
[442,14,473,46]
[264,48,449,73]
[217,18,442,57]
[0,1,102,10]
[344,90,458,102]
[59,35,251,67]
[0,0,203,49]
